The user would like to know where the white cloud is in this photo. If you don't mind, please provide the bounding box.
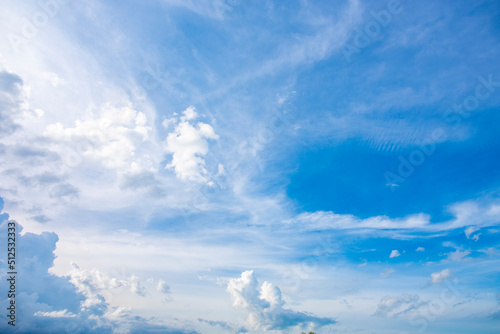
[156,279,172,302]
[287,211,430,231]
[390,250,401,258]
[381,268,395,278]
[34,310,76,318]
[373,295,428,318]
[226,270,335,331]
[0,66,174,230]
[442,242,471,262]
[181,105,198,121]
[0,70,27,136]
[44,72,66,88]
[447,200,500,230]
[69,263,150,298]
[44,102,153,171]
[165,106,220,184]
[0,213,194,334]
[159,0,237,20]
[157,279,171,295]
[416,247,425,252]
[430,269,452,284]
[128,275,147,297]
[197,318,247,333]
[465,226,480,241]
[447,249,471,262]
[286,198,500,235]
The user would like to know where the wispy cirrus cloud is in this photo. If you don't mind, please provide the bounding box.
[0,1,500,333]
[285,197,500,235]
[373,294,428,318]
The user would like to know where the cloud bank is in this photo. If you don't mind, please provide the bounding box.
[0,201,196,334]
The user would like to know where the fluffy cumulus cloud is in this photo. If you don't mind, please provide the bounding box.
[0,66,167,222]
[0,202,196,334]
[0,66,174,224]
[164,106,220,184]
[44,102,153,171]
[390,250,401,258]
[69,264,149,298]
[157,279,171,295]
[430,269,452,285]
[227,270,335,331]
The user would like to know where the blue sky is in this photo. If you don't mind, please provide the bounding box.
[1,0,500,333]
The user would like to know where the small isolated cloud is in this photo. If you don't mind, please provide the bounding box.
[157,279,171,295]
[447,249,472,261]
[465,226,479,238]
[416,247,425,252]
[381,268,395,278]
[465,226,480,241]
[165,106,220,184]
[430,269,452,284]
[156,279,172,302]
[227,270,335,331]
[373,295,428,318]
[390,250,401,258]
